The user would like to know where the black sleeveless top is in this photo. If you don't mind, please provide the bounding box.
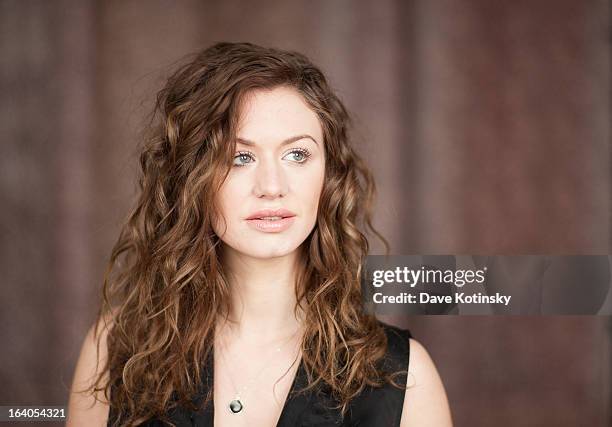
[108,321,411,427]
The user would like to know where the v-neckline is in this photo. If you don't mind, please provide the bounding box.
[201,344,310,427]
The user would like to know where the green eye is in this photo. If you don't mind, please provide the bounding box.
[288,151,304,161]
[284,149,311,163]
[232,148,311,167]
[233,152,254,167]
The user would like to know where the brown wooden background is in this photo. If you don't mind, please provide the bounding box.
[1,1,610,425]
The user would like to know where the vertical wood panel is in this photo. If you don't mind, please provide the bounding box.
[414,0,609,253]
[1,0,60,403]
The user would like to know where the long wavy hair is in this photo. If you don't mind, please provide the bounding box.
[92,42,401,426]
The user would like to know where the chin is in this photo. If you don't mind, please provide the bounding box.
[220,227,313,260]
[242,243,300,259]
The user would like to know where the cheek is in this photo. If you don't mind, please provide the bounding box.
[299,164,325,215]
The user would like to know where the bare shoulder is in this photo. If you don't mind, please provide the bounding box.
[66,313,115,427]
[399,338,453,427]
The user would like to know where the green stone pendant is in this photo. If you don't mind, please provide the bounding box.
[229,399,243,414]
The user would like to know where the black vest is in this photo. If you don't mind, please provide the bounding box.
[108,321,411,426]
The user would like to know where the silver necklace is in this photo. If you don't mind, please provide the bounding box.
[216,328,301,415]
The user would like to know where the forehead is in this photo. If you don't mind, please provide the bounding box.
[236,86,323,143]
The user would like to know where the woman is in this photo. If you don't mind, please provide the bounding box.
[67,42,452,426]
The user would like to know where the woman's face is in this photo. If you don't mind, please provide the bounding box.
[213,86,325,259]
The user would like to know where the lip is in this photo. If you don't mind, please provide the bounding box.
[246,216,296,233]
[246,208,296,220]
[245,208,297,233]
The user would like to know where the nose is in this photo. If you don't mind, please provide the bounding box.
[252,156,288,199]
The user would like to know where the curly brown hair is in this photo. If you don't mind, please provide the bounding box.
[91,42,401,426]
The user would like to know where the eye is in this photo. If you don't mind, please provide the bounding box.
[233,151,254,167]
[283,148,311,163]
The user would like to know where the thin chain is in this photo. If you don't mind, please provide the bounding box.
[216,327,302,404]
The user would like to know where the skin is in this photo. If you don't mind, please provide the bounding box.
[66,86,452,426]
[400,340,453,426]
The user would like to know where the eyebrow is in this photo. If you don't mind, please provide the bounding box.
[235,134,319,147]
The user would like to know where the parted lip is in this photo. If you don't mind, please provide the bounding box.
[246,208,297,220]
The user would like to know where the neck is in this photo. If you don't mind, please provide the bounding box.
[218,245,305,344]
